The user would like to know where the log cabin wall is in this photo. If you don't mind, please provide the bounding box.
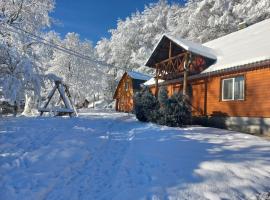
[205,66,270,117]
[115,74,134,112]
[149,65,270,118]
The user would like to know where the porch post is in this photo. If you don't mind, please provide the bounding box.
[169,41,172,58]
[183,53,189,96]
[116,99,119,111]
[155,64,159,97]
[204,79,208,116]
[183,52,192,99]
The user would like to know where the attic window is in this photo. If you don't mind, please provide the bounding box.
[125,82,129,91]
[222,76,244,101]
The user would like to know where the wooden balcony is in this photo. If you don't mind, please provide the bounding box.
[155,53,186,80]
[155,53,207,80]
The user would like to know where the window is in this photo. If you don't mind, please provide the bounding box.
[125,82,129,91]
[222,76,244,101]
[173,85,180,94]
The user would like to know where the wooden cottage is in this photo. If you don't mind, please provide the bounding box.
[113,71,151,112]
[144,19,270,135]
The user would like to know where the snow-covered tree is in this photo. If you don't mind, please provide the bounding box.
[1,0,270,115]
[0,0,113,114]
[48,32,105,105]
[0,0,55,115]
[96,0,270,74]
[168,0,270,43]
[96,0,170,73]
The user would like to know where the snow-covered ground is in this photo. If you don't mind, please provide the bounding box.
[1,110,270,200]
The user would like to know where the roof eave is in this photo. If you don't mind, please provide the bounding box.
[144,59,270,87]
[145,34,217,67]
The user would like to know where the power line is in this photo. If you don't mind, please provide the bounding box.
[0,21,136,73]
[4,28,108,76]
[0,22,117,68]
[12,24,108,64]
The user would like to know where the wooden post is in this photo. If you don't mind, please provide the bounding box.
[93,94,96,109]
[115,99,118,111]
[39,80,77,117]
[64,84,78,117]
[183,52,193,100]
[169,41,172,58]
[40,83,58,116]
[204,79,208,116]
[183,53,189,96]
[13,101,18,117]
[155,64,159,97]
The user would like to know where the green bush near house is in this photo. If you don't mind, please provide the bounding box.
[134,87,191,127]
[133,88,159,122]
[192,112,228,129]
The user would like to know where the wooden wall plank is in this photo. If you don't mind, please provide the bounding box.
[149,66,270,118]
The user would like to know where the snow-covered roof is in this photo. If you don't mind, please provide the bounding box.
[127,71,151,81]
[113,71,152,99]
[143,78,164,86]
[145,34,217,67]
[145,18,270,77]
[164,34,217,60]
[202,18,270,73]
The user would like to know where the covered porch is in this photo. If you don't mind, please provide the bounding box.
[145,34,216,96]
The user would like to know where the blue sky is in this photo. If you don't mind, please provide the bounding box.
[51,0,184,45]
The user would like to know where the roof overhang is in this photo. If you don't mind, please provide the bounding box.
[144,59,270,87]
[113,71,152,99]
[145,34,217,68]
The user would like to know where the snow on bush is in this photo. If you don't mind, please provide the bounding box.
[158,92,191,127]
[134,88,159,122]
[134,87,191,127]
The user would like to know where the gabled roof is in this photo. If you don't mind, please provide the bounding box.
[202,18,270,73]
[145,18,270,77]
[113,71,152,99]
[144,18,270,86]
[164,34,217,60]
[145,34,217,67]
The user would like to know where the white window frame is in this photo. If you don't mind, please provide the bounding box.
[125,82,129,91]
[222,76,245,101]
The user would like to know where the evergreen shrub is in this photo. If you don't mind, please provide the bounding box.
[134,88,159,122]
[134,87,191,127]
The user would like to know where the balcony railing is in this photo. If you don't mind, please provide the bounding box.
[155,53,207,80]
[155,53,186,80]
